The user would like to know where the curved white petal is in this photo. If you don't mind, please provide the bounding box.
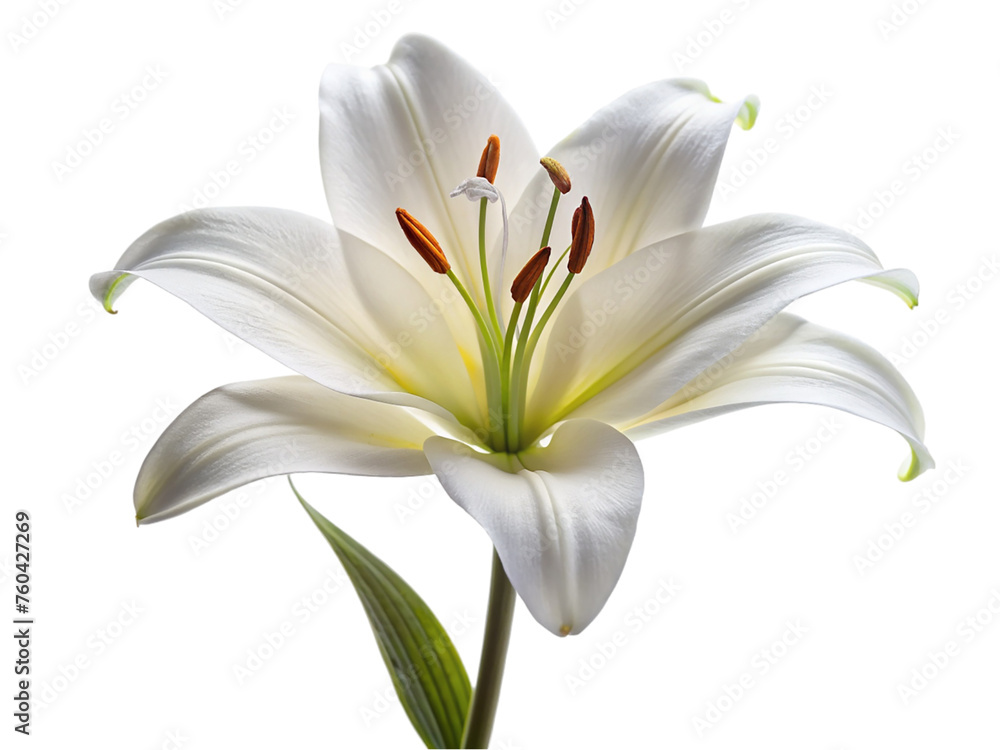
[320,34,539,308]
[90,207,483,426]
[135,376,482,524]
[525,214,918,439]
[622,314,933,480]
[424,420,643,636]
[504,78,757,305]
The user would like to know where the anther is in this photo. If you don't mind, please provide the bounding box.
[511,246,551,303]
[567,196,594,274]
[540,157,571,194]
[477,134,501,184]
[395,208,450,274]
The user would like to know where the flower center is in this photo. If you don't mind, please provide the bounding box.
[396,136,594,454]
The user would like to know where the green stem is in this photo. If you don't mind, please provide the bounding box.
[540,186,560,250]
[479,197,503,344]
[525,188,562,320]
[447,269,504,449]
[539,243,572,298]
[499,300,523,452]
[461,550,516,749]
[506,281,542,452]
[514,273,574,443]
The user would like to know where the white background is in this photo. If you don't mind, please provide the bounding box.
[4,0,999,747]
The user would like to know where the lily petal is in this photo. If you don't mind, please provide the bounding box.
[90,207,483,425]
[424,420,643,636]
[623,313,933,480]
[134,376,482,524]
[320,34,538,307]
[525,213,918,439]
[504,78,756,298]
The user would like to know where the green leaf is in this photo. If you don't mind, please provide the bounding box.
[292,481,471,749]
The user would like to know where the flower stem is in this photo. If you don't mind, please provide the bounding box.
[462,550,516,749]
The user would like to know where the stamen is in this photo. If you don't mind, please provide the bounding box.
[511,247,551,303]
[567,196,594,274]
[540,157,571,194]
[395,208,450,274]
[477,134,501,184]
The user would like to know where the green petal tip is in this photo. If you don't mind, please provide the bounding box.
[102,273,131,314]
[898,446,930,482]
[737,95,760,130]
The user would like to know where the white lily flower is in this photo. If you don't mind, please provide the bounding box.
[91,35,932,637]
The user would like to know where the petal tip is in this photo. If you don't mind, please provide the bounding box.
[898,445,934,482]
[687,80,758,130]
[91,271,132,315]
[737,95,760,130]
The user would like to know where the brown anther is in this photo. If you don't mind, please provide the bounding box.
[567,196,594,274]
[511,246,552,303]
[395,208,450,274]
[477,134,501,184]
[540,157,571,194]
